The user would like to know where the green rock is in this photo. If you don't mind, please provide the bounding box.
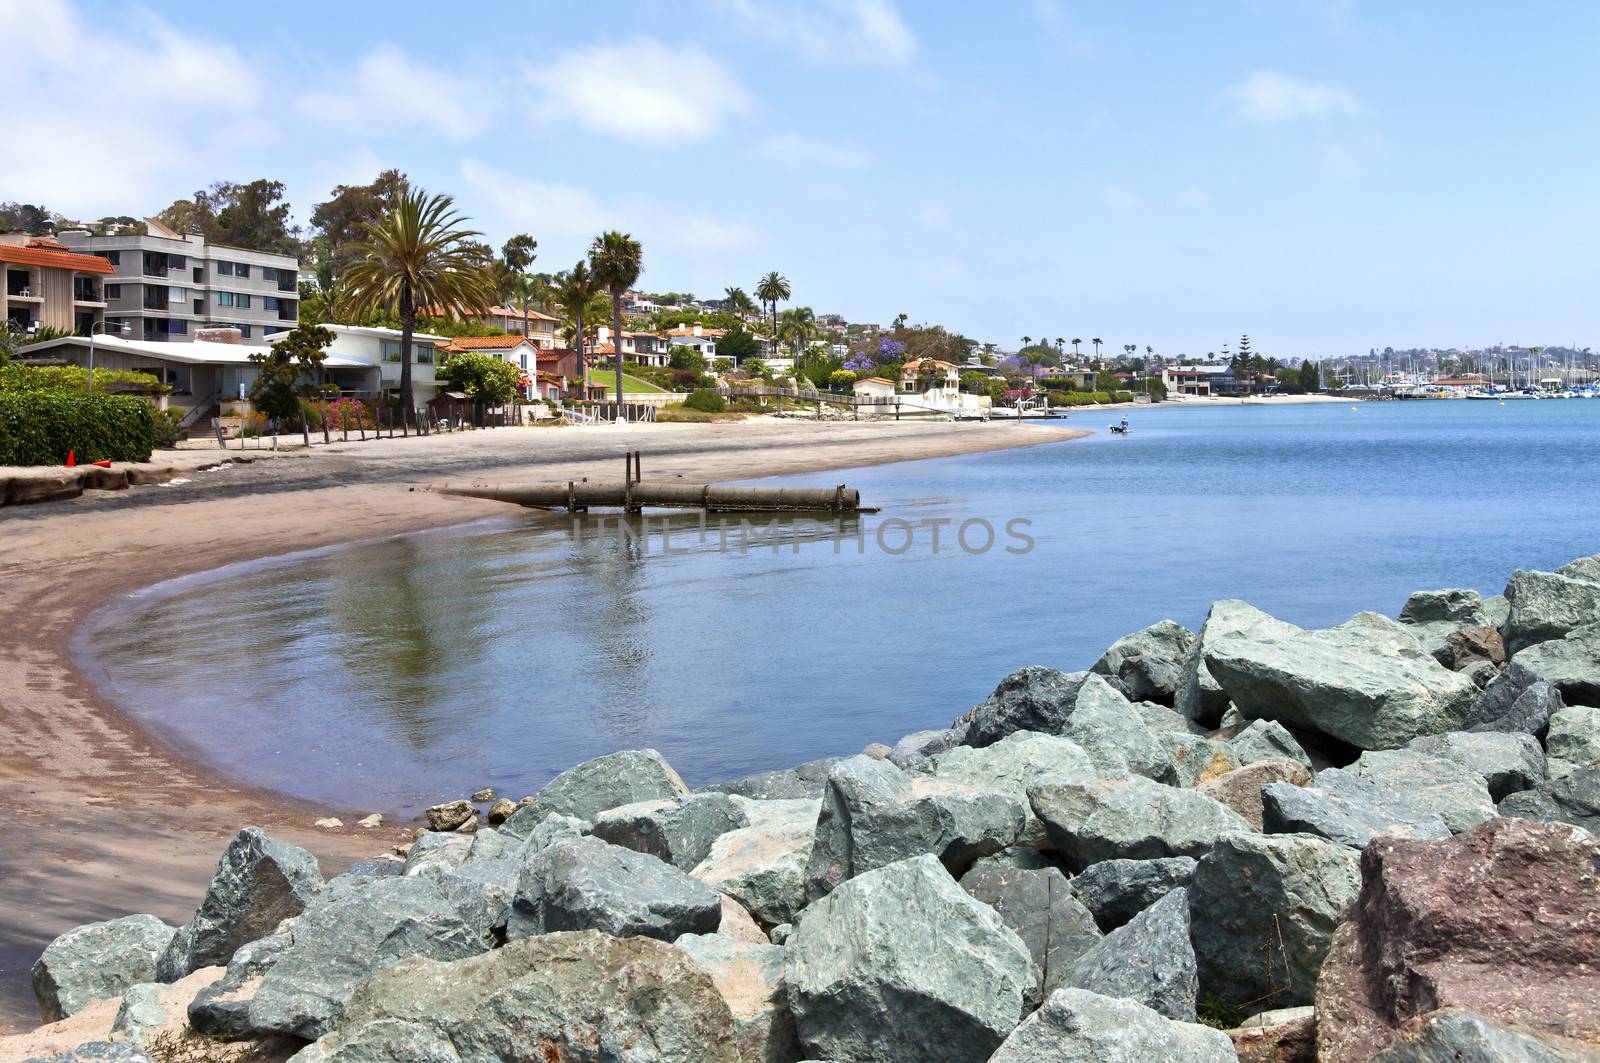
[32,914,176,1022]
[1029,776,1252,870]
[989,988,1238,1062]
[920,731,1097,847]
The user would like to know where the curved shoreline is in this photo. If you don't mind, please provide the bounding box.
[0,418,1084,1031]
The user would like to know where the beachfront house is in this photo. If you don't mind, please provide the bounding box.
[1161,364,1236,397]
[437,336,596,401]
[0,234,114,335]
[427,304,560,349]
[852,376,896,401]
[898,358,961,401]
[593,326,671,367]
[667,323,723,361]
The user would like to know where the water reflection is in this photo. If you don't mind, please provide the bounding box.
[85,401,1600,814]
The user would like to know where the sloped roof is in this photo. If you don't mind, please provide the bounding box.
[0,244,115,274]
[438,335,537,352]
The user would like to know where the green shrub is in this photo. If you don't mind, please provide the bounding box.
[0,391,155,465]
[151,407,186,448]
[683,389,727,413]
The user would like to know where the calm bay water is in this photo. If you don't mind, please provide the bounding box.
[81,400,1600,814]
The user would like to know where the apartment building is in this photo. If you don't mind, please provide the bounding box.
[56,218,299,343]
[0,234,114,334]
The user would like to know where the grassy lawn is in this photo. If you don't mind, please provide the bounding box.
[619,374,665,394]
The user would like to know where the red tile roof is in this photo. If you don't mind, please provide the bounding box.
[438,335,537,352]
[0,245,115,274]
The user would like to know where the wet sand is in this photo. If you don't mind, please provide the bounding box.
[0,417,1082,1032]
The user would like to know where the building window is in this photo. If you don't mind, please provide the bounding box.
[236,264,250,279]
[170,319,188,335]
[381,340,435,363]
[236,294,251,309]
[216,262,234,276]
[217,292,234,307]
[237,324,251,338]
[106,284,121,299]
[263,296,279,311]
[519,354,528,370]
[169,286,187,303]
[103,251,120,266]
[166,254,185,270]
[262,267,277,283]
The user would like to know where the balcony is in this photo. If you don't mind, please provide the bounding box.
[74,281,104,305]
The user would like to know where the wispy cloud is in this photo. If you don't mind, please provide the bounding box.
[460,160,757,255]
[300,46,487,140]
[525,37,752,142]
[1220,70,1364,124]
[715,0,917,67]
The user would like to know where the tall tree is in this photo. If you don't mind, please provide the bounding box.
[308,170,410,292]
[334,188,495,415]
[724,286,756,320]
[553,262,600,390]
[588,231,644,403]
[156,179,300,256]
[1092,337,1103,359]
[755,271,791,349]
[1071,337,1082,357]
[500,233,540,334]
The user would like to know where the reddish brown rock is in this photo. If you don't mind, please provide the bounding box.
[1315,817,1600,1061]
[1447,625,1506,668]
[1228,1008,1316,1063]
[1196,758,1312,830]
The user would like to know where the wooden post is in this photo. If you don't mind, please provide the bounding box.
[301,417,311,448]
[212,417,225,448]
[322,413,330,445]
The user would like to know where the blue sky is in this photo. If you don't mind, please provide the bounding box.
[6,1,1598,357]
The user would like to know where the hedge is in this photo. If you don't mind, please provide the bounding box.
[0,391,155,466]
[0,363,165,394]
[683,389,728,413]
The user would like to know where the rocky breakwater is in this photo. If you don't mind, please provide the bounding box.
[9,552,1600,1062]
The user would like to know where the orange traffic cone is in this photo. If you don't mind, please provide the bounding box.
[92,459,112,468]
[65,450,75,467]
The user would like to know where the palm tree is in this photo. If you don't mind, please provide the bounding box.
[509,272,543,341]
[1091,337,1102,360]
[779,306,817,361]
[589,231,644,404]
[1021,336,1032,349]
[724,286,756,321]
[1055,337,1065,351]
[1071,338,1082,357]
[552,262,599,392]
[755,271,791,349]
[335,188,496,416]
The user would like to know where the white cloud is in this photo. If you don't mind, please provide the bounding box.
[2,1,263,209]
[300,45,486,140]
[525,37,752,142]
[460,160,757,255]
[715,0,918,67]
[1221,71,1364,124]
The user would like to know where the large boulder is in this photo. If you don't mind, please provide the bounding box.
[1462,660,1564,736]
[187,923,294,1036]
[1404,730,1547,801]
[292,931,738,1063]
[1205,611,1479,750]
[155,827,322,981]
[674,934,802,1063]
[1546,705,1600,779]
[785,854,1036,1063]
[1061,887,1197,1022]
[590,792,749,870]
[1502,569,1600,655]
[1498,765,1600,834]
[1512,622,1600,705]
[1399,588,1488,627]
[1353,749,1496,834]
[919,731,1097,847]
[1197,758,1313,831]
[1229,718,1313,772]
[504,748,689,832]
[508,834,721,942]
[1157,732,1243,788]
[958,865,1103,1001]
[701,756,845,800]
[803,755,1024,902]
[32,915,177,1022]
[1314,817,1600,1061]
[886,727,966,768]
[1190,832,1361,1013]
[1367,1008,1600,1062]
[1117,654,1184,707]
[1030,776,1252,870]
[1057,675,1170,780]
[1228,1006,1318,1063]
[1177,599,1304,726]
[1067,856,1197,932]
[961,666,1093,747]
[1260,768,1451,850]
[1092,619,1197,677]
[988,987,1239,1062]
[246,875,490,1040]
[402,830,472,875]
[691,798,817,927]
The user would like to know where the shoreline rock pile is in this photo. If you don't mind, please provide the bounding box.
[14,554,1600,1061]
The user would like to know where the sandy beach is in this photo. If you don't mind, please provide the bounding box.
[0,416,1082,1032]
